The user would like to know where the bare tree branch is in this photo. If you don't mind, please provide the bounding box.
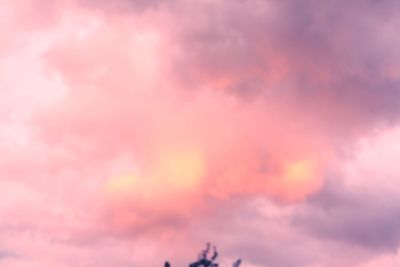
[165,243,241,267]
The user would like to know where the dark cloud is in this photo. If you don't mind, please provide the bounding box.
[169,0,400,138]
[294,177,400,252]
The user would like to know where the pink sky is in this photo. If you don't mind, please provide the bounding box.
[1,0,400,266]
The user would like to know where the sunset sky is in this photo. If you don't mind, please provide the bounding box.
[1,0,400,266]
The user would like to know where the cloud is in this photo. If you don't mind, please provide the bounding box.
[294,126,400,252]
[1,0,400,266]
[31,0,400,234]
[171,0,400,132]
[32,1,331,233]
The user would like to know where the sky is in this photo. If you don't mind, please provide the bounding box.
[1,0,400,266]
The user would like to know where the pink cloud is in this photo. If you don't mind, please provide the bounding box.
[1,0,400,266]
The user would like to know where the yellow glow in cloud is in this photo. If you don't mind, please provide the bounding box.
[104,173,139,200]
[104,145,205,203]
[155,146,205,192]
[283,160,316,184]
[279,159,322,199]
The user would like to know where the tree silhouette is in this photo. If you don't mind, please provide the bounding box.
[164,243,242,267]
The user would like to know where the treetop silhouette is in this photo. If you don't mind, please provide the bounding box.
[165,243,242,267]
